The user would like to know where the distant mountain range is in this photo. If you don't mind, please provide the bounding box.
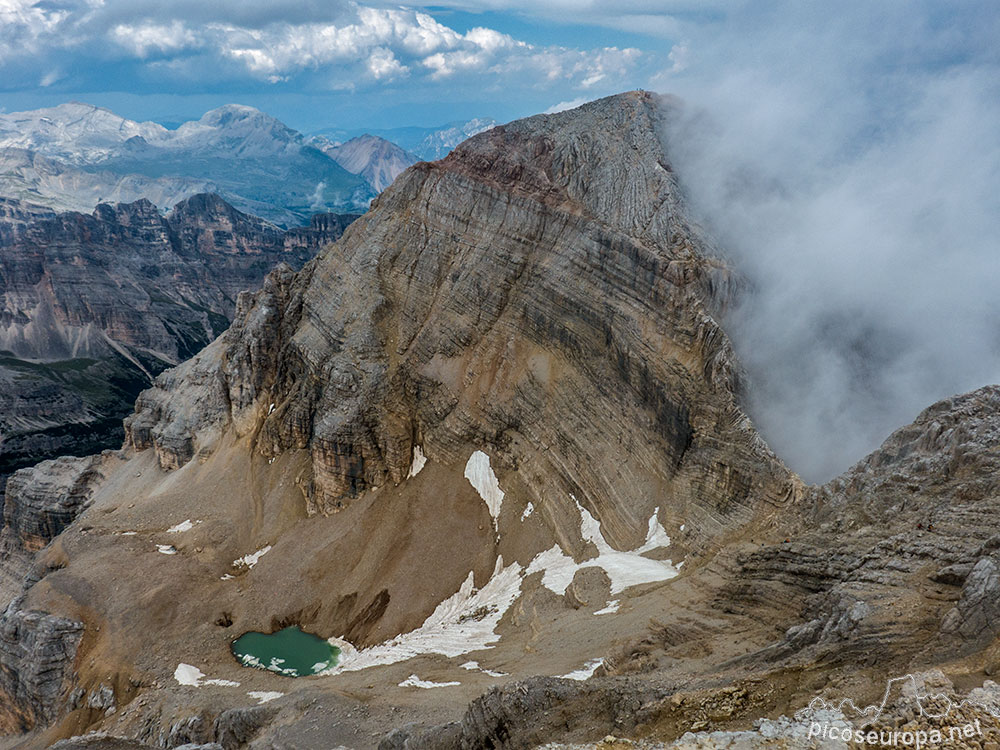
[0,101,498,487]
[0,103,372,227]
[311,117,498,161]
[0,104,496,227]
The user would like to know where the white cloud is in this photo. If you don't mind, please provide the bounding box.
[666,41,688,73]
[661,0,1000,482]
[22,3,635,90]
[544,97,586,114]
[39,69,61,87]
[0,0,653,105]
[109,21,199,58]
[0,0,72,59]
[376,0,718,38]
[463,26,520,53]
[367,46,407,79]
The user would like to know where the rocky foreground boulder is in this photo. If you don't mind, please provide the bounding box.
[0,92,998,750]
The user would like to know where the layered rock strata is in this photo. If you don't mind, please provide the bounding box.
[0,93,997,750]
[0,195,357,483]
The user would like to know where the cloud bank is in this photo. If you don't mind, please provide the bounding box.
[0,0,641,94]
[660,1,1000,481]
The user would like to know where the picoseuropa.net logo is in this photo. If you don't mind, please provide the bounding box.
[797,673,1000,749]
[807,719,985,748]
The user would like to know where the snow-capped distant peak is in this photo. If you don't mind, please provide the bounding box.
[0,102,169,163]
[197,103,277,126]
[414,118,498,160]
[172,104,303,156]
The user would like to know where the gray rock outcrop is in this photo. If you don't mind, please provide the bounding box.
[0,597,84,732]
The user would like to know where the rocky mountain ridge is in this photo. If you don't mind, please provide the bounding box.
[0,92,996,750]
[0,194,356,490]
[310,117,497,162]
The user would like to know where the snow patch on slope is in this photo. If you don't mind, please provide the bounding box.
[248,690,284,704]
[464,450,504,525]
[560,658,604,681]
[594,600,620,615]
[316,499,678,676]
[167,519,200,533]
[398,675,461,689]
[323,556,522,673]
[408,445,427,478]
[173,663,239,687]
[233,545,271,570]
[461,660,508,677]
[526,502,679,595]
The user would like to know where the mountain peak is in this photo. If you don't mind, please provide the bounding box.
[176,103,303,155]
[0,101,168,162]
[316,133,418,192]
[198,103,274,125]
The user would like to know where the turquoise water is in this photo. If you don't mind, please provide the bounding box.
[231,626,340,677]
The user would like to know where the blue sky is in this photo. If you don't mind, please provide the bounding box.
[0,0,703,131]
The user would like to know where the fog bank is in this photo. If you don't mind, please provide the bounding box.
[661,1,1000,482]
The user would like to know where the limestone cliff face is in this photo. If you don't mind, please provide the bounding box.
[685,384,1000,678]
[0,198,55,244]
[0,456,104,732]
[0,456,105,606]
[0,600,84,733]
[0,193,356,363]
[126,92,796,552]
[0,195,356,483]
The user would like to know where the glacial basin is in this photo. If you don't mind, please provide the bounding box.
[231,626,340,677]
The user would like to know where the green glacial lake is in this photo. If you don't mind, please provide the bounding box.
[231,626,340,677]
